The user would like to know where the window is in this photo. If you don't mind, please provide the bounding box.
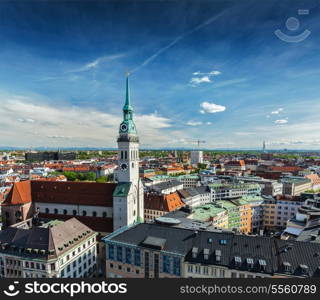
[162,255,171,274]
[108,245,114,260]
[54,209,58,214]
[92,211,97,217]
[125,248,132,264]
[63,209,67,215]
[73,210,77,216]
[103,212,107,218]
[173,257,181,276]
[45,208,50,214]
[134,249,141,266]
[117,246,123,262]
[82,211,87,217]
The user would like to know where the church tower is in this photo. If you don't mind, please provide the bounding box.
[113,74,144,230]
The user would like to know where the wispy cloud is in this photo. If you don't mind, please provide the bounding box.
[200,102,226,114]
[271,108,283,114]
[130,11,226,73]
[69,53,126,73]
[187,121,203,126]
[274,119,288,124]
[0,94,174,147]
[190,70,221,86]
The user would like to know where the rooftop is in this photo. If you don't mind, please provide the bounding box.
[105,222,320,277]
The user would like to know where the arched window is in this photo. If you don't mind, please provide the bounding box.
[54,209,58,214]
[92,211,97,217]
[102,212,107,218]
[82,211,87,217]
[45,208,50,214]
[73,210,77,216]
[63,209,67,215]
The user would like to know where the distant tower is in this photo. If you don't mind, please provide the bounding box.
[262,141,266,153]
[113,74,144,230]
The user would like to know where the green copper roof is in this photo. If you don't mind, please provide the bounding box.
[119,74,137,135]
[113,182,132,197]
[123,75,133,112]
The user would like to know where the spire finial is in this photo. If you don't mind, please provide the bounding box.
[124,71,132,111]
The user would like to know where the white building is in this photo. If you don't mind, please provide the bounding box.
[190,151,203,166]
[0,218,97,278]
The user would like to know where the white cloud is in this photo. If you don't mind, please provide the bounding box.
[190,76,211,85]
[206,122,212,125]
[187,121,203,126]
[190,70,221,86]
[274,119,288,124]
[200,102,226,114]
[0,94,173,147]
[17,118,35,123]
[271,108,283,114]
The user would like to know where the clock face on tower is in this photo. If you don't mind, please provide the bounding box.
[120,162,128,171]
[120,123,128,132]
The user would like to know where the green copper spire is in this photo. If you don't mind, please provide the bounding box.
[123,72,133,114]
[119,73,137,135]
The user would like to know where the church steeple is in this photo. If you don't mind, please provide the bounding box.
[123,73,133,114]
[119,73,137,135]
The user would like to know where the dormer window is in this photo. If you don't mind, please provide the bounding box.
[246,258,254,269]
[299,264,309,276]
[283,261,291,273]
[234,256,242,267]
[258,259,267,271]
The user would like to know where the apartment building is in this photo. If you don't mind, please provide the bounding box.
[210,183,261,201]
[238,176,283,196]
[0,218,97,278]
[188,204,228,229]
[103,223,320,278]
[176,174,200,188]
[281,177,312,196]
[178,186,211,208]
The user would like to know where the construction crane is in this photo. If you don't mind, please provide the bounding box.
[186,139,206,149]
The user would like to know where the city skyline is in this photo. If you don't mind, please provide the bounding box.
[0,0,320,149]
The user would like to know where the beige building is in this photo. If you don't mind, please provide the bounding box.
[0,218,97,278]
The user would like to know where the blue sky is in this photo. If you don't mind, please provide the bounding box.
[0,0,320,149]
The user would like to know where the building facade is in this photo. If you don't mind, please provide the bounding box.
[0,218,97,278]
[103,223,320,278]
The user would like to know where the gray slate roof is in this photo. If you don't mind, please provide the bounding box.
[108,223,320,277]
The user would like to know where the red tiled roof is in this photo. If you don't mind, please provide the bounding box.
[2,181,32,205]
[31,181,116,207]
[144,192,185,212]
[3,180,116,207]
[305,174,320,185]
